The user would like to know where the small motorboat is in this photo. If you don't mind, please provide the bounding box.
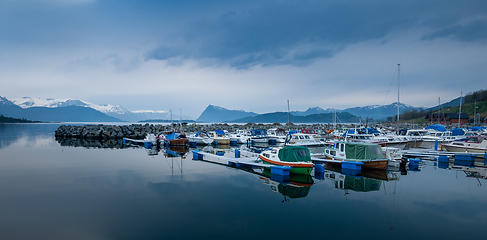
[321,141,389,170]
[259,145,314,175]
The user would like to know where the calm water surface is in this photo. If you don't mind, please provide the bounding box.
[0,124,486,240]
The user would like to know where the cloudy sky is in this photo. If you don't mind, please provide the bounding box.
[1,0,486,118]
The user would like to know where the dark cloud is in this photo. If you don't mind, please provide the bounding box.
[143,0,487,69]
[421,19,487,42]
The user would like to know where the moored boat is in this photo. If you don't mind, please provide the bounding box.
[188,132,214,145]
[259,146,314,175]
[163,132,189,146]
[209,130,230,145]
[267,128,286,143]
[286,132,324,146]
[250,129,269,143]
[441,136,487,153]
[322,141,389,170]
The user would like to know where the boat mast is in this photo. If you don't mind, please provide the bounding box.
[287,100,290,131]
[438,97,441,124]
[474,100,477,126]
[333,108,336,130]
[458,92,462,127]
[396,63,400,132]
[170,110,173,131]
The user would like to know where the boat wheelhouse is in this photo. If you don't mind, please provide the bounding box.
[286,132,324,146]
[250,129,269,143]
[209,130,230,145]
[267,128,286,143]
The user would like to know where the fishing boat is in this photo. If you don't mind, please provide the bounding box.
[322,141,389,170]
[259,145,314,175]
[162,132,189,146]
[286,132,324,146]
[229,129,250,144]
[441,136,487,153]
[188,132,214,145]
[267,128,286,143]
[209,130,230,145]
[250,129,269,143]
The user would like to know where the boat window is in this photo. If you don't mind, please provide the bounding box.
[305,136,310,139]
[331,151,336,156]
[340,144,344,152]
[299,136,304,139]
[296,149,309,157]
[467,138,479,143]
[370,146,382,155]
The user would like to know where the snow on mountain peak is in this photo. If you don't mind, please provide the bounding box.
[10,97,129,114]
[131,110,168,114]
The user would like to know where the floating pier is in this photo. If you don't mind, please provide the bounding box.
[123,137,154,148]
[310,155,364,172]
[192,150,308,176]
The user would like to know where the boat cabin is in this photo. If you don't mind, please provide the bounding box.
[325,142,385,160]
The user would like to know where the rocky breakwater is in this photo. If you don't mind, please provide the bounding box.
[55,124,166,139]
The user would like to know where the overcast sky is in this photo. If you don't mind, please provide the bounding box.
[1,0,486,118]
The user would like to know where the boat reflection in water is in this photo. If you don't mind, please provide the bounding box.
[259,168,314,202]
[164,146,189,159]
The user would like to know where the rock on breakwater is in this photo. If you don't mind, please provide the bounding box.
[55,124,167,139]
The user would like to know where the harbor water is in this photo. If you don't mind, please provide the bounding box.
[0,123,486,240]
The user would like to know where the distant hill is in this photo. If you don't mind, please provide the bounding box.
[342,102,420,120]
[287,103,420,120]
[226,112,361,123]
[291,107,332,116]
[197,105,258,122]
[0,115,41,123]
[428,97,461,111]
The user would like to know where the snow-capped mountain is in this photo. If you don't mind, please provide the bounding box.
[340,102,419,120]
[11,97,131,115]
[8,97,194,122]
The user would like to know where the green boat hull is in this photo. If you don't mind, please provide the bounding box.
[261,160,313,175]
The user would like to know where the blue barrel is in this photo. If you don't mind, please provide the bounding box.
[438,155,449,163]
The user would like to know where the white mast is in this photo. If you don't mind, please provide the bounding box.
[438,97,441,124]
[396,63,400,131]
[458,92,462,127]
[333,108,336,130]
[287,100,290,131]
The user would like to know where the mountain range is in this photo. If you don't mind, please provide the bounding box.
[196,105,258,122]
[226,111,361,123]
[1,97,192,122]
[1,95,425,123]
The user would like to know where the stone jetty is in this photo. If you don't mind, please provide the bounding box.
[54,123,348,140]
[55,124,167,139]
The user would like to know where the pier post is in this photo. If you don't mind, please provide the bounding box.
[235,149,240,158]
[314,164,325,180]
[192,151,203,160]
[454,154,475,166]
[270,165,291,176]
